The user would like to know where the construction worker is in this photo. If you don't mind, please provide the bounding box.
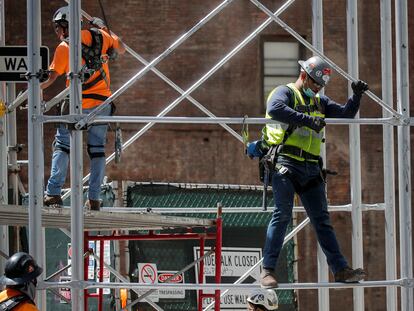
[0,252,43,310]
[247,288,278,311]
[42,6,125,210]
[247,56,369,288]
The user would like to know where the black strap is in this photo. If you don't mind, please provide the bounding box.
[277,145,319,161]
[82,68,107,91]
[82,93,109,102]
[0,294,32,310]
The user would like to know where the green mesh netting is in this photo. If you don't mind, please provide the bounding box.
[127,183,297,311]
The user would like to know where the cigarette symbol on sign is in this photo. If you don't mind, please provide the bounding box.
[141,264,157,283]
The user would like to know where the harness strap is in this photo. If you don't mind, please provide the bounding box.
[0,294,31,311]
[82,93,109,102]
[82,68,108,91]
[277,145,319,161]
[87,144,105,158]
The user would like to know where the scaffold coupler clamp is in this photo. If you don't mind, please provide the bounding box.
[21,69,51,82]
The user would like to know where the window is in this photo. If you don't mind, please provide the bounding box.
[262,40,300,105]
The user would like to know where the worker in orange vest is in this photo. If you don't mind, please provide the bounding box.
[0,252,43,310]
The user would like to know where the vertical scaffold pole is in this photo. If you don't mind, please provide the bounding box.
[0,0,8,274]
[395,0,413,310]
[99,240,104,311]
[198,236,205,311]
[312,1,329,310]
[84,233,89,310]
[214,203,223,311]
[27,0,45,309]
[68,0,84,310]
[347,0,364,310]
[380,0,397,310]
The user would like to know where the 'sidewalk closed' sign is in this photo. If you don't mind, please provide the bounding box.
[194,247,262,310]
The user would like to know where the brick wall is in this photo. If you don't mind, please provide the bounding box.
[5,0,414,310]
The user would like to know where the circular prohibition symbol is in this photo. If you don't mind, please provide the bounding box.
[140,264,157,283]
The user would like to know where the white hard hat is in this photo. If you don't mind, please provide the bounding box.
[247,288,278,310]
[53,6,70,26]
[53,6,83,27]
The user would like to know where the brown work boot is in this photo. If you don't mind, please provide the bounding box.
[43,195,63,207]
[85,199,101,211]
[260,268,278,288]
[334,266,367,283]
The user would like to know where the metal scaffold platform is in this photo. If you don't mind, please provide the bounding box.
[0,204,215,231]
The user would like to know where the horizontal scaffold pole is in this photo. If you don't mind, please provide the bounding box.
[39,115,401,125]
[39,279,408,291]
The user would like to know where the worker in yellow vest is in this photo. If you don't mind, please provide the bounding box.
[247,56,368,288]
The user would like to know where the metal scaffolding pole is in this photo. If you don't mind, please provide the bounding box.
[380,0,397,310]
[0,0,8,273]
[68,1,84,310]
[42,279,406,291]
[6,84,18,207]
[395,0,413,310]
[312,1,329,309]
[43,115,398,126]
[347,1,364,309]
[27,0,45,309]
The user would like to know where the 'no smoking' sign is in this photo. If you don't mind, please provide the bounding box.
[138,263,159,302]
[139,263,157,284]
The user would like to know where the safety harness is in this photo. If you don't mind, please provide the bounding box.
[0,294,33,311]
[259,86,326,210]
[81,28,109,102]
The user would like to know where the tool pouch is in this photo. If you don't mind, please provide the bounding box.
[259,145,278,183]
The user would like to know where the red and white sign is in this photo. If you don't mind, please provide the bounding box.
[158,270,185,299]
[158,272,183,283]
[139,263,157,283]
[138,263,159,302]
[59,276,71,304]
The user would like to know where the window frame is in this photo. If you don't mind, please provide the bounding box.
[260,35,306,112]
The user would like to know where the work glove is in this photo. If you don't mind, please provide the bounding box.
[308,116,326,133]
[351,80,369,96]
[90,17,106,30]
[246,140,265,159]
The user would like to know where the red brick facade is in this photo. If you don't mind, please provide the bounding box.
[5,0,414,310]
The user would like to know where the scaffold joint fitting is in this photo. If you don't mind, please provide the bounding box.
[21,69,50,82]
[400,278,414,288]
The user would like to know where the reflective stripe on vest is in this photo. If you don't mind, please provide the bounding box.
[262,83,325,161]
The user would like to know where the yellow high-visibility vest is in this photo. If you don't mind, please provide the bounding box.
[262,83,324,161]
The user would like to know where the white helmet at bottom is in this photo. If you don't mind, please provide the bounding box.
[247,288,278,310]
